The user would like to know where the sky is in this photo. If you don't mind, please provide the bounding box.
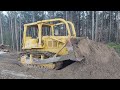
[2,11,8,15]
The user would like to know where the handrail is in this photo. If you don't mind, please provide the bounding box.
[25,18,72,36]
[23,18,77,48]
[67,21,76,37]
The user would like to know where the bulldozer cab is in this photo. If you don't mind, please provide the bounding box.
[22,18,76,50]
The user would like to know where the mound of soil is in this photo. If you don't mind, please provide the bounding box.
[55,37,120,79]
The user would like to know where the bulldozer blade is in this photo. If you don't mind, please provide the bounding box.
[31,51,84,64]
[65,37,85,61]
[27,37,84,64]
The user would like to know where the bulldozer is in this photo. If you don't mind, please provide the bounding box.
[20,18,85,70]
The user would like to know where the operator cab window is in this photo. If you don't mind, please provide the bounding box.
[54,24,68,36]
[26,25,38,38]
[42,25,51,36]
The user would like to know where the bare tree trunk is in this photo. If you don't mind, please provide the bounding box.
[32,11,35,37]
[78,11,80,37]
[116,11,120,43]
[109,11,112,42]
[65,11,68,35]
[52,11,54,19]
[66,11,67,20]
[11,17,14,51]
[63,11,67,35]
[92,11,94,40]
[0,14,3,45]
[9,17,12,49]
[86,11,89,37]
[85,11,88,37]
[81,11,85,36]
[100,11,104,42]
[85,15,87,37]
[95,11,98,41]
[19,18,22,52]
[15,15,18,52]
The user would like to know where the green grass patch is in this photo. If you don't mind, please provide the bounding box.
[107,42,120,54]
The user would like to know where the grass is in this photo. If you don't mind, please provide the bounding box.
[107,42,120,54]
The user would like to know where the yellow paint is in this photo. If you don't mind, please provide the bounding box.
[21,18,77,66]
[41,55,44,60]
[30,54,33,63]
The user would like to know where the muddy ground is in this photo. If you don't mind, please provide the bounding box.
[1,38,120,79]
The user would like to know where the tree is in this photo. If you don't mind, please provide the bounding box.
[19,16,22,52]
[92,11,94,40]
[108,11,112,42]
[0,11,3,44]
[116,11,120,43]
[1,11,120,51]
[14,11,19,52]
[95,11,98,41]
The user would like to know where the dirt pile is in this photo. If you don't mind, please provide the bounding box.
[57,37,120,79]
[77,37,119,64]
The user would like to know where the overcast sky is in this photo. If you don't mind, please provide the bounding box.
[3,11,7,15]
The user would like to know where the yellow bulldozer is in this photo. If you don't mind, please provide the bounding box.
[20,18,84,70]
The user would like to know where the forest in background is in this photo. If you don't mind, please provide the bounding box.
[0,11,120,52]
